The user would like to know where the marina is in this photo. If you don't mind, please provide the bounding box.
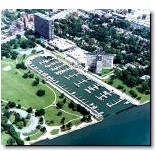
[28,55,135,117]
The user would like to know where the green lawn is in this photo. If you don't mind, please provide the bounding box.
[9,114,15,123]
[55,92,83,117]
[1,58,55,109]
[23,129,39,136]
[1,101,7,112]
[50,129,59,135]
[105,78,150,103]
[44,106,79,126]
[1,132,12,145]
[102,68,113,76]
[1,56,84,134]
[25,131,44,141]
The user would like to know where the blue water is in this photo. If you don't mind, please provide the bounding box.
[34,103,150,145]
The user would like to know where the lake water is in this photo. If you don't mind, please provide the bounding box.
[34,103,150,145]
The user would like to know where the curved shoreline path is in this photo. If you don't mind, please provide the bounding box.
[9,108,39,134]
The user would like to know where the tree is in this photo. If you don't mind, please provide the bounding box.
[63,97,66,104]
[17,104,21,109]
[61,124,65,130]
[59,93,64,98]
[40,127,46,133]
[42,79,46,84]
[20,38,29,49]
[36,90,45,97]
[8,101,16,108]
[3,110,10,118]
[125,75,137,87]
[35,109,45,116]
[114,69,122,78]
[60,117,65,124]
[137,81,149,93]
[68,101,74,109]
[81,116,87,122]
[39,117,44,124]
[29,73,34,78]
[22,73,29,79]
[26,113,31,119]
[26,136,30,141]
[28,39,36,48]
[35,77,40,82]
[129,90,137,98]
[10,51,18,60]
[108,79,114,85]
[14,113,21,123]
[16,138,24,145]
[36,125,41,129]
[16,62,27,69]
[32,79,39,86]
[16,34,21,39]
[7,138,15,145]
[27,107,33,113]
[13,43,18,49]
[66,122,72,129]
[56,102,64,109]
[24,29,33,36]
[1,115,8,125]
[117,85,124,90]
[57,111,62,116]
[50,120,54,124]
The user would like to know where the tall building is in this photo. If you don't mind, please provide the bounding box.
[34,13,54,39]
[85,51,115,74]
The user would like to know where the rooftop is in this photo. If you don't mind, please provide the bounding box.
[34,13,53,21]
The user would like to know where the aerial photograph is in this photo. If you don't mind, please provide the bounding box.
[1,9,150,146]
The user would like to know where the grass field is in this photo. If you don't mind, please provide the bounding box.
[23,129,39,136]
[25,131,44,141]
[105,78,150,103]
[1,132,13,145]
[50,129,59,135]
[102,68,113,76]
[1,58,55,109]
[1,55,83,129]
[1,101,7,112]
[54,91,83,117]
[44,106,80,126]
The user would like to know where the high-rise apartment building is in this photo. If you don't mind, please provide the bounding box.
[34,13,54,39]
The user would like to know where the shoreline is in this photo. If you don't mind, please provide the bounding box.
[25,117,100,145]
[24,53,150,145]
[26,100,150,145]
